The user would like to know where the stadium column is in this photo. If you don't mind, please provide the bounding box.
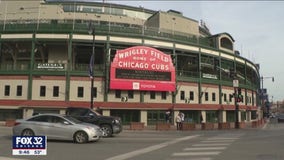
[65,33,72,102]
[140,33,145,103]
[172,43,177,106]
[104,36,110,102]
[198,44,202,104]
[27,34,36,100]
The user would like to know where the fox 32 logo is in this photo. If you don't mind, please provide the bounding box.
[12,136,47,155]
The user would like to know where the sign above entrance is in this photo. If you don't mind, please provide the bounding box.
[110,46,176,91]
[36,63,64,70]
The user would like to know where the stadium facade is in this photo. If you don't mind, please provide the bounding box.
[0,0,261,126]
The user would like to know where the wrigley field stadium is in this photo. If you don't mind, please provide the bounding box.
[0,0,263,129]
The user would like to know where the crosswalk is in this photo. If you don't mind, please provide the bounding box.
[171,133,243,160]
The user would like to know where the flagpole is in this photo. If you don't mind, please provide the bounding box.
[88,21,95,109]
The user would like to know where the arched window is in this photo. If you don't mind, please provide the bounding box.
[220,37,233,50]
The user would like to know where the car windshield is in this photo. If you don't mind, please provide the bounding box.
[91,109,101,116]
[63,115,83,124]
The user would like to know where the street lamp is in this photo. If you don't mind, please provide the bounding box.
[260,76,274,117]
[88,21,95,109]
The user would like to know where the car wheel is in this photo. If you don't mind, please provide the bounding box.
[100,125,112,137]
[74,131,88,143]
[21,129,35,136]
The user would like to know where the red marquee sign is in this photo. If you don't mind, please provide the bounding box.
[110,46,176,91]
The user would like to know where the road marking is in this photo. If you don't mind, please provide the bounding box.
[262,120,269,130]
[105,135,199,160]
[207,137,239,140]
[182,158,212,160]
[171,134,242,160]
[201,140,235,143]
[173,151,221,156]
[184,147,227,151]
[193,143,230,147]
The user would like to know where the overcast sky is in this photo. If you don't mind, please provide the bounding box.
[110,1,283,102]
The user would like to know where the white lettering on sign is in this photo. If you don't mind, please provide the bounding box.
[150,50,169,62]
[37,63,64,69]
[118,48,148,59]
[118,61,170,71]
[118,61,149,69]
[151,64,169,71]
[117,48,170,63]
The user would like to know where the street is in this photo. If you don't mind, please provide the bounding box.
[1,120,284,160]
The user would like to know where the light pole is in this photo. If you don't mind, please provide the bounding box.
[230,69,239,129]
[260,76,274,118]
[234,87,240,129]
[88,21,95,109]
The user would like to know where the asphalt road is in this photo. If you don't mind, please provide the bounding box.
[1,120,284,160]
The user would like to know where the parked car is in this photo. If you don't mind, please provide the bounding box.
[276,114,284,123]
[13,114,102,143]
[66,107,122,137]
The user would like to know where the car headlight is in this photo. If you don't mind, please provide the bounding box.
[112,119,120,124]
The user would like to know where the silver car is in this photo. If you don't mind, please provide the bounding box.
[13,114,102,143]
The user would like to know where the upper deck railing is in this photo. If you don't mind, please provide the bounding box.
[0,20,212,48]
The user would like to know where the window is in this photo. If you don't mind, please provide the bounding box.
[189,91,194,101]
[92,87,97,98]
[150,91,155,99]
[147,110,165,125]
[220,37,233,50]
[40,86,46,97]
[205,92,209,101]
[128,90,134,99]
[251,111,257,119]
[212,93,216,101]
[53,86,59,97]
[77,87,84,98]
[0,109,22,121]
[161,91,167,100]
[241,112,246,121]
[180,91,185,100]
[115,90,121,98]
[16,85,22,96]
[4,85,10,96]
[223,93,227,102]
[206,111,218,123]
[226,111,235,122]
[110,110,140,125]
[28,116,48,122]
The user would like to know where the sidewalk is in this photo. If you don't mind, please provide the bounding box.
[0,121,268,133]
